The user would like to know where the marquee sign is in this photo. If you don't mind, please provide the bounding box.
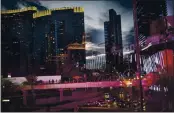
[67,43,85,50]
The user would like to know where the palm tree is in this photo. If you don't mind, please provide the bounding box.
[25,74,38,85]
[2,78,19,97]
[2,78,21,112]
[25,74,38,105]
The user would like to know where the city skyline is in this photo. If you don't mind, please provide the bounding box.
[1,0,174,112]
[2,0,173,48]
[1,0,134,50]
[2,0,173,72]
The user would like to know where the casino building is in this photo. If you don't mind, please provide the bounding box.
[1,7,85,77]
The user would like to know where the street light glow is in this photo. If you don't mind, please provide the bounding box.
[2,99,10,102]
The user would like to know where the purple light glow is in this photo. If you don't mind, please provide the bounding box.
[22,73,157,90]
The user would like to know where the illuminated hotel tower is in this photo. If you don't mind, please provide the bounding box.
[104,9,123,73]
[1,7,37,77]
[1,7,85,76]
[33,7,85,75]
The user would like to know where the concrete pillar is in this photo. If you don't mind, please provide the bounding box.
[59,89,63,102]
[22,90,28,106]
[74,105,79,112]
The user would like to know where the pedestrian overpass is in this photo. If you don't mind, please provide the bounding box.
[21,72,158,91]
[20,72,158,106]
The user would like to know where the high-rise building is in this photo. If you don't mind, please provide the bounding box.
[49,7,85,51]
[1,7,85,77]
[1,7,37,77]
[33,11,51,75]
[132,0,174,76]
[33,11,66,75]
[33,7,85,75]
[104,21,110,72]
[104,9,123,72]
[133,0,167,47]
[104,21,109,46]
[45,22,58,74]
[33,7,85,52]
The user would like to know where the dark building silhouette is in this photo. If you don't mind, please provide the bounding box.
[104,22,109,45]
[133,0,167,47]
[33,7,85,75]
[44,22,57,75]
[33,11,66,75]
[1,7,85,77]
[33,11,51,75]
[104,9,123,73]
[52,7,85,75]
[1,7,37,77]
[49,7,85,50]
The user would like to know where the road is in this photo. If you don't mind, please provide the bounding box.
[79,107,133,112]
[35,91,102,105]
[34,96,103,112]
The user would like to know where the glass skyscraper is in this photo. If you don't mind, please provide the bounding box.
[104,9,123,73]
